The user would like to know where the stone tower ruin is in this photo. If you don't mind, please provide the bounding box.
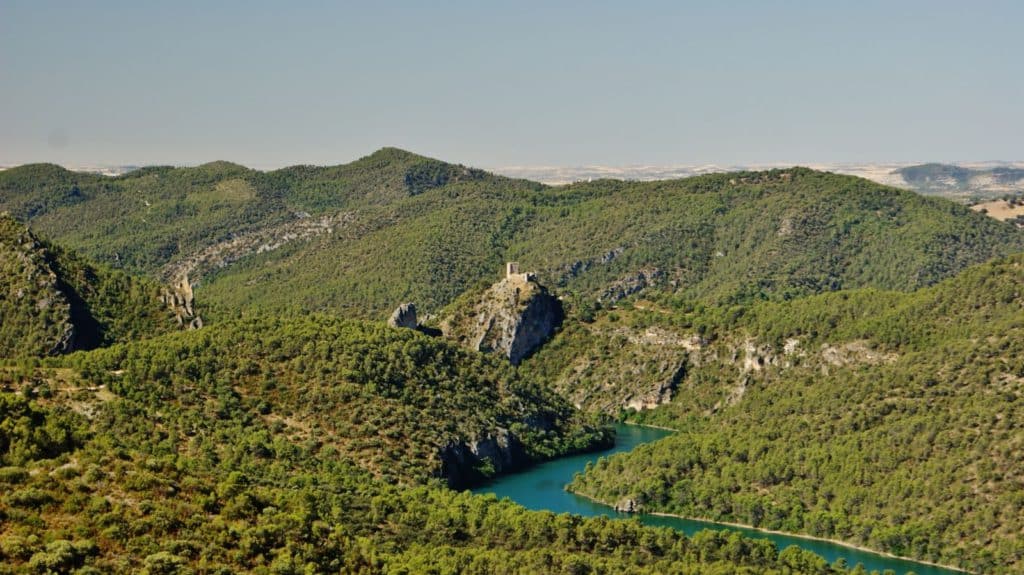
[505,262,535,282]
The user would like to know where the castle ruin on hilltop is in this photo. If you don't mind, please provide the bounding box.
[505,262,535,283]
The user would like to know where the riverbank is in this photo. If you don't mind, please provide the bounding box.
[568,489,970,574]
[475,424,969,575]
[650,510,972,574]
[621,420,677,432]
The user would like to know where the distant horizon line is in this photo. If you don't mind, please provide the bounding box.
[2,157,1023,175]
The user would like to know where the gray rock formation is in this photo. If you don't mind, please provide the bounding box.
[438,427,527,488]
[614,498,640,513]
[599,267,665,304]
[160,211,357,287]
[387,302,419,329]
[441,273,563,365]
[161,275,202,330]
[551,326,704,415]
[0,216,76,355]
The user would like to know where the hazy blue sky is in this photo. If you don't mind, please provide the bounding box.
[2,1,1021,168]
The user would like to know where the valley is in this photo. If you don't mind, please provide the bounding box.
[474,425,966,575]
[2,150,1023,573]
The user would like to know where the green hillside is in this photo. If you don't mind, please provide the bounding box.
[190,165,1024,319]
[0,149,532,279]
[69,315,610,487]
[0,315,845,574]
[3,152,1022,321]
[561,255,1024,574]
[3,150,1023,573]
[0,214,177,357]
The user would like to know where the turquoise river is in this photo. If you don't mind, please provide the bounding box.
[471,424,966,575]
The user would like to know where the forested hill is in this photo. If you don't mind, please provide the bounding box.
[3,150,1022,319]
[4,149,1019,573]
[561,254,1024,573]
[70,315,611,487]
[0,314,848,574]
[0,148,531,275]
[0,214,177,357]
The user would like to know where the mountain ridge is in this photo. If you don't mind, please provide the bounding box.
[2,148,1022,573]
[4,150,1022,324]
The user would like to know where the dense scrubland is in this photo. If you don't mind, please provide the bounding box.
[559,255,1024,573]
[2,149,1023,573]
[1,317,842,574]
[3,149,1021,318]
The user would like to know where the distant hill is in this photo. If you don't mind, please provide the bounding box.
[894,162,1024,200]
[495,161,1024,204]
[3,150,1023,321]
[0,214,178,357]
[0,148,509,275]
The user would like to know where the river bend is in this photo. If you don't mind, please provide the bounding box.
[471,424,964,575]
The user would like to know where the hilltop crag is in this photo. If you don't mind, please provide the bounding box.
[442,268,563,365]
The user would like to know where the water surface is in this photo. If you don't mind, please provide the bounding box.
[472,424,965,575]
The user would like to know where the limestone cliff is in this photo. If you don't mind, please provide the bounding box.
[533,322,703,415]
[441,274,563,365]
[161,275,203,330]
[387,302,419,329]
[526,303,902,416]
[438,428,528,488]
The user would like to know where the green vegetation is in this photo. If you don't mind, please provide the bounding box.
[4,150,1023,573]
[0,315,848,574]
[3,152,1021,321]
[193,166,1024,320]
[0,149,531,280]
[67,315,610,486]
[0,214,176,357]
[562,255,1024,574]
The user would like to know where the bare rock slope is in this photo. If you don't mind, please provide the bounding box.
[441,273,563,365]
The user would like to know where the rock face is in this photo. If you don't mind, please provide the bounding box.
[552,325,704,415]
[2,213,187,356]
[442,274,563,365]
[161,275,203,330]
[160,211,358,289]
[614,498,640,514]
[599,267,665,304]
[387,302,418,329]
[438,428,528,488]
[1,215,75,355]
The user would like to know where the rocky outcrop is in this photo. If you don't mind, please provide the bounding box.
[387,303,418,329]
[1,215,76,355]
[160,275,202,330]
[625,362,686,412]
[551,325,705,415]
[557,247,625,286]
[614,497,641,514]
[2,213,183,356]
[442,274,563,365]
[160,211,358,287]
[438,428,528,488]
[819,340,897,372]
[599,267,665,304]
